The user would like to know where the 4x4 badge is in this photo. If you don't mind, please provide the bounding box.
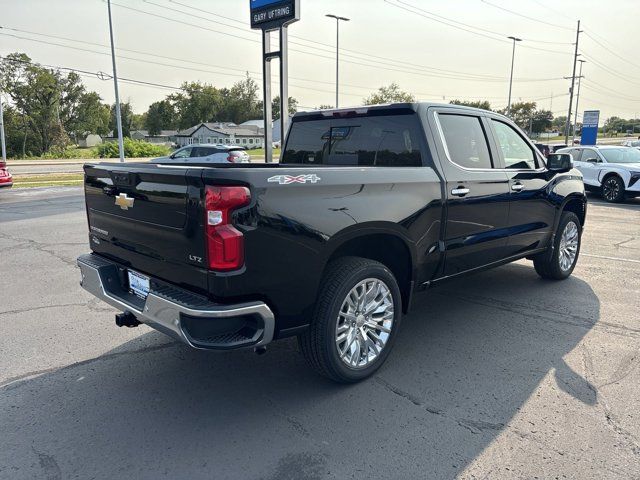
[267,174,321,185]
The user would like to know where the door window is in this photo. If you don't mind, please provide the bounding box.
[438,114,493,169]
[491,120,538,169]
[172,147,191,159]
[568,149,583,162]
[582,149,600,163]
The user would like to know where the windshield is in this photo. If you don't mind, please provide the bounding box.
[600,148,640,164]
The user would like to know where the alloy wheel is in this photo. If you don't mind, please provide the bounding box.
[558,221,579,271]
[603,177,621,202]
[335,278,394,369]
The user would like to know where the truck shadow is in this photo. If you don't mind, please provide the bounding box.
[0,262,599,479]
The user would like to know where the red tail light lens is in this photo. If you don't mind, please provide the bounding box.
[205,186,251,271]
[227,154,236,163]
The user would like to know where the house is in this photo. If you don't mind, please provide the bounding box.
[78,134,103,148]
[130,130,178,145]
[175,123,265,149]
[240,119,283,143]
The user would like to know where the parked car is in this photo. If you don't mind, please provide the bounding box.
[0,160,12,189]
[77,102,586,383]
[557,145,640,202]
[153,144,250,164]
[622,140,640,148]
[552,144,568,153]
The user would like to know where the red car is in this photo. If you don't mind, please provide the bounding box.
[0,160,12,189]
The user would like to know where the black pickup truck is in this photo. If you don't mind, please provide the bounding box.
[77,103,587,383]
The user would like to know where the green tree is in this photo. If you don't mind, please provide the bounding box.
[530,109,553,134]
[109,102,134,137]
[270,95,299,119]
[552,115,567,131]
[449,99,492,111]
[363,83,415,105]
[501,101,537,131]
[145,100,176,135]
[169,82,222,129]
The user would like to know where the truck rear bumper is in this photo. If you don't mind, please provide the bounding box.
[77,253,275,350]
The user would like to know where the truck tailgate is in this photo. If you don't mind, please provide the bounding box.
[83,163,209,294]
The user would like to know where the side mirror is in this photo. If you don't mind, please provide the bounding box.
[547,153,573,173]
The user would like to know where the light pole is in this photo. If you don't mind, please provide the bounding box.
[572,59,586,145]
[0,92,6,163]
[107,0,125,162]
[506,36,522,117]
[326,14,350,109]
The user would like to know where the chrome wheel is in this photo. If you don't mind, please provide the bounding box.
[335,278,394,369]
[602,177,621,202]
[558,221,579,271]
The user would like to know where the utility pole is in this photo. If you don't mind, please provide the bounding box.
[572,59,586,145]
[326,14,350,109]
[0,92,6,163]
[107,0,125,162]
[565,20,582,145]
[507,36,522,116]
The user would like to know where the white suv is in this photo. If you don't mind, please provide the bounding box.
[558,145,640,202]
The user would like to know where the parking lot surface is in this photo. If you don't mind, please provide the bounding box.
[1,187,639,479]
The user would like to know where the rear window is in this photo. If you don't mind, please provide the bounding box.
[282,115,423,166]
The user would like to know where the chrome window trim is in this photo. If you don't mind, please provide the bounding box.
[433,111,547,173]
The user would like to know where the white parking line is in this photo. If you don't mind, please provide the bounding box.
[582,253,640,264]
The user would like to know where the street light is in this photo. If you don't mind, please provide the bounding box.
[326,14,350,109]
[572,59,586,145]
[107,0,125,162]
[507,36,522,117]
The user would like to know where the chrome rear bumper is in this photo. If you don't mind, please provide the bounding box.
[77,253,275,350]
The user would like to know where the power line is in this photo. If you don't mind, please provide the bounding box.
[582,31,640,73]
[120,1,563,83]
[158,0,545,81]
[479,0,573,32]
[385,0,571,55]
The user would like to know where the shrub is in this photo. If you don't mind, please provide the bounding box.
[94,138,171,158]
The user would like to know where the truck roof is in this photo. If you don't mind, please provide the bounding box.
[292,102,497,120]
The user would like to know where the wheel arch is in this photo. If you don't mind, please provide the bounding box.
[558,193,587,229]
[323,225,417,313]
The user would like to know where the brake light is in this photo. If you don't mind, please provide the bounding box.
[205,186,251,271]
[227,153,236,163]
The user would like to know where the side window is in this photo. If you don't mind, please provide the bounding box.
[282,115,423,167]
[569,149,583,162]
[173,147,191,159]
[438,114,493,169]
[191,147,211,158]
[491,120,538,169]
[582,149,600,163]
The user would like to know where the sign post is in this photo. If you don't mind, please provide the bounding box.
[580,110,600,146]
[250,0,300,163]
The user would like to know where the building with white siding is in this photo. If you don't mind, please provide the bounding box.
[175,123,265,148]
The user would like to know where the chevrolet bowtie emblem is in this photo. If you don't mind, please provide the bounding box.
[114,193,135,210]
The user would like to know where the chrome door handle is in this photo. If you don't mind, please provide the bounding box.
[511,183,524,192]
[451,187,470,197]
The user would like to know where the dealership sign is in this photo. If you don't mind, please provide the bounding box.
[250,0,300,30]
[581,110,600,146]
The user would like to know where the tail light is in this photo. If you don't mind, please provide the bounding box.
[227,153,236,163]
[205,186,251,271]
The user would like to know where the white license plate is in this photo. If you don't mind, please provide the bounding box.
[128,270,150,299]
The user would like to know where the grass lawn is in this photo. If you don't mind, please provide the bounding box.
[13,173,84,188]
[248,148,281,158]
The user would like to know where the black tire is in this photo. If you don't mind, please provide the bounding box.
[601,175,625,203]
[298,256,402,383]
[533,211,582,280]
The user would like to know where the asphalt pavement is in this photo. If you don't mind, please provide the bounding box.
[1,187,639,479]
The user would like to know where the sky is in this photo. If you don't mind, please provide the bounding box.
[1,0,639,122]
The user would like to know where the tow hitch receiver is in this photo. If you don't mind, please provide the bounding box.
[115,311,141,328]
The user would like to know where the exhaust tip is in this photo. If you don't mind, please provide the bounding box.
[254,346,267,355]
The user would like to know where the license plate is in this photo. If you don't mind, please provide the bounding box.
[128,270,150,299]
